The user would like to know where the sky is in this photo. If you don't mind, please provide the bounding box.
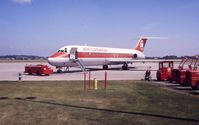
[0,0,198,57]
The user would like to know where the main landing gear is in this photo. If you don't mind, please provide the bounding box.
[122,63,128,70]
[103,65,108,70]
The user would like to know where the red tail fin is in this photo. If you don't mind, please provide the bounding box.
[134,36,148,52]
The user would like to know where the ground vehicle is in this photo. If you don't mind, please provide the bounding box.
[171,58,187,84]
[156,61,174,81]
[185,70,199,89]
[24,64,53,75]
[184,56,199,89]
[175,58,198,86]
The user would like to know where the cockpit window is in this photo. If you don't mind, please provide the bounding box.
[58,48,67,53]
[58,50,64,52]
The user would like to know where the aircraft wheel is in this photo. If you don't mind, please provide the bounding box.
[122,63,128,70]
[103,65,108,70]
[122,66,127,70]
[57,69,62,73]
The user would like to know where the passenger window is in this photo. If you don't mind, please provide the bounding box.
[65,48,67,53]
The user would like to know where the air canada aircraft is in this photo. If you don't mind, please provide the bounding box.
[48,36,153,72]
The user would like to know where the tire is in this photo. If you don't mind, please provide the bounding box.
[122,66,127,70]
[28,70,32,75]
[168,78,173,83]
[197,81,199,90]
[122,66,125,70]
[182,79,189,86]
[191,85,197,90]
[103,65,108,70]
[57,69,62,73]
[36,70,41,76]
[122,63,128,70]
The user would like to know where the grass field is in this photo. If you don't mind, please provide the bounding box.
[0,80,199,125]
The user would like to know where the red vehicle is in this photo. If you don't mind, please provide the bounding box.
[24,64,53,76]
[185,70,199,89]
[156,61,174,81]
[171,58,187,84]
[175,58,197,86]
[171,56,198,86]
[184,57,199,89]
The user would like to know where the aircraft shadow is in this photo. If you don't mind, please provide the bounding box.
[12,97,199,123]
[53,66,156,74]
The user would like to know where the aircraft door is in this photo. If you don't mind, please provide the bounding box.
[70,48,78,60]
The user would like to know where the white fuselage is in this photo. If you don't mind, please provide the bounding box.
[48,45,145,68]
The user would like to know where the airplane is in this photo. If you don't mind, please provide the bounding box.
[48,36,150,72]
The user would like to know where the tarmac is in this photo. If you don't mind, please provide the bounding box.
[0,62,178,81]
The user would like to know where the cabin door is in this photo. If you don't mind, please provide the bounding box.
[70,48,78,60]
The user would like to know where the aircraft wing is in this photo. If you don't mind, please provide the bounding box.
[107,59,182,64]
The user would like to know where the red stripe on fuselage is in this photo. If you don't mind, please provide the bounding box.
[77,52,133,58]
[50,52,134,59]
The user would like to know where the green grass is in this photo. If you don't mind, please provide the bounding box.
[0,81,199,125]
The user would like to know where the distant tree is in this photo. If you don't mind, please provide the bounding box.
[0,55,47,60]
[163,55,179,59]
[145,57,161,59]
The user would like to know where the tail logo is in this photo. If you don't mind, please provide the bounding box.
[134,36,167,52]
[134,37,147,52]
[140,41,144,51]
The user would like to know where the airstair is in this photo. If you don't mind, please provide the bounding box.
[69,47,86,71]
[75,60,86,71]
[69,59,85,71]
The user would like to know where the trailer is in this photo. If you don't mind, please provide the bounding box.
[24,64,53,76]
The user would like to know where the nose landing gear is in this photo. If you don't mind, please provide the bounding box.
[56,66,70,73]
[57,69,62,73]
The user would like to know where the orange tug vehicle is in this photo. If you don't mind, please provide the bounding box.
[156,61,174,82]
[24,64,53,76]
[172,58,190,85]
[184,57,199,89]
[173,57,198,86]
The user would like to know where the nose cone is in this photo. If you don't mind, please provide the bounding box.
[48,57,51,62]
[48,57,56,66]
[48,52,69,67]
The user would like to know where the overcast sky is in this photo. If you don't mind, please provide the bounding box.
[0,0,198,56]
